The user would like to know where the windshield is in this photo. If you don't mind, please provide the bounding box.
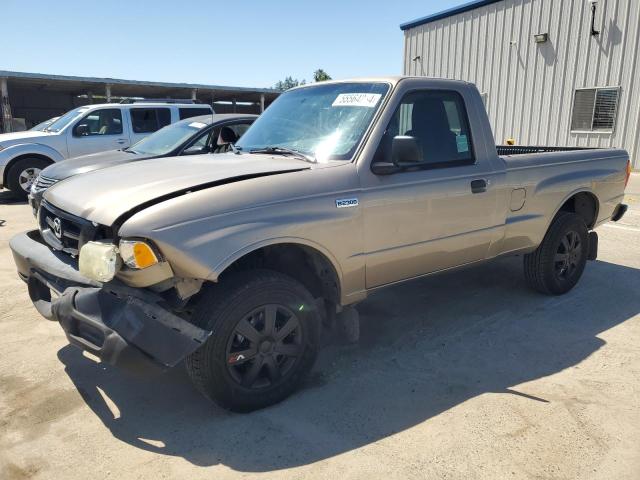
[128,120,209,155]
[45,108,89,132]
[236,82,389,162]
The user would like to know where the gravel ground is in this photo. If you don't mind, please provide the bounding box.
[1,175,639,480]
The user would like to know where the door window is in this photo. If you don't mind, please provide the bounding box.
[179,107,213,120]
[73,109,123,136]
[227,121,253,138]
[376,90,475,168]
[208,121,254,153]
[130,108,171,133]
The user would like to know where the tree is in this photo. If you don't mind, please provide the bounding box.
[313,69,332,82]
[273,76,306,92]
[273,69,332,91]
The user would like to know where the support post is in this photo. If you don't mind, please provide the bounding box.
[0,77,12,133]
[105,84,112,103]
[191,88,197,101]
[232,98,237,113]
[260,93,265,113]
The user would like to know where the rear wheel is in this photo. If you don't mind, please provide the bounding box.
[7,157,50,199]
[523,212,589,295]
[185,269,320,412]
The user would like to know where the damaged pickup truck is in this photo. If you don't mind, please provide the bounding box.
[11,77,631,411]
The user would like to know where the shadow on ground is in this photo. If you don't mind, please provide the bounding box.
[58,257,640,472]
[0,191,24,205]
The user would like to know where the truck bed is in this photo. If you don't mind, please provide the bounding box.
[497,145,596,155]
[497,145,628,253]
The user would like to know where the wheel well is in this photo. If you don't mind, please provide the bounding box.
[558,192,599,228]
[221,244,341,305]
[4,153,54,184]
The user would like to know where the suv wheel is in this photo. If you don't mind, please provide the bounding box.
[7,157,50,199]
[186,269,320,412]
[523,212,589,295]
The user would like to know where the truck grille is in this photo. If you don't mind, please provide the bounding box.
[38,201,107,256]
[32,174,59,192]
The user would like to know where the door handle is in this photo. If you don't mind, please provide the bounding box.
[116,138,127,144]
[470,179,488,194]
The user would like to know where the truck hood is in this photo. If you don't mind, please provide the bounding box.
[0,130,54,147]
[41,149,149,180]
[43,152,311,225]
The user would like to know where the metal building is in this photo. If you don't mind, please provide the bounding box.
[0,70,279,132]
[401,0,640,168]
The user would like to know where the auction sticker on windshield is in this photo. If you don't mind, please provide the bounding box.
[332,93,382,108]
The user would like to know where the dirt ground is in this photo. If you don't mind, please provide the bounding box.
[1,176,639,480]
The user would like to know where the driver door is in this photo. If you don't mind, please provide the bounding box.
[67,108,130,157]
[361,89,501,288]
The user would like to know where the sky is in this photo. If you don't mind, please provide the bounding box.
[3,0,462,89]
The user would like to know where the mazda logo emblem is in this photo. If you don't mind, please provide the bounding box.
[52,217,62,239]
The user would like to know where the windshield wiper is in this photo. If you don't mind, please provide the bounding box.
[249,146,316,163]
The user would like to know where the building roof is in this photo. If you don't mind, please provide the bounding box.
[400,0,504,31]
[0,70,279,103]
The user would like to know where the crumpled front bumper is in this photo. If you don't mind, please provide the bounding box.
[10,230,210,370]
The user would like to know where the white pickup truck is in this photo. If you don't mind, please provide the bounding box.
[0,102,213,198]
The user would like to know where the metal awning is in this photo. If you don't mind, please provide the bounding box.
[0,70,279,103]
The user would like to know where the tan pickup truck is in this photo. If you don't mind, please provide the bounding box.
[10,77,631,411]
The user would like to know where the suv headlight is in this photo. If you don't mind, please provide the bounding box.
[119,239,159,269]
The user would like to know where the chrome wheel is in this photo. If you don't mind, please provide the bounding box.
[18,167,41,193]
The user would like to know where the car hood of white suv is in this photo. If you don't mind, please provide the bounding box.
[0,130,54,146]
[43,152,312,226]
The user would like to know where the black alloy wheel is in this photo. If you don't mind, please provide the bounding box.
[226,304,303,389]
[523,212,589,295]
[185,269,320,411]
[554,230,582,281]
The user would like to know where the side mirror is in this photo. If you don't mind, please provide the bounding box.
[391,135,422,165]
[75,124,89,136]
[183,145,208,155]
[371,162,401,175]
[371,135,422,175]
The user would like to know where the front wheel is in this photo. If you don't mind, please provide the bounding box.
[523,212,589,295]
[7,157,50,199]
[185,270,320,412]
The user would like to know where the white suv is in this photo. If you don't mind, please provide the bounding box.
[0,102,213,198]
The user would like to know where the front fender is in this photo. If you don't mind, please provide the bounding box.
[0,143,64,185]
[211,235,344,281]
[117,163,365,304]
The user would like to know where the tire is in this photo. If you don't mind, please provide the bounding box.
[523,212,589,295]
[185,269,320,412]
[7,157,50,199]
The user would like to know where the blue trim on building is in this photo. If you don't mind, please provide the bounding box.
[400,0,504,30]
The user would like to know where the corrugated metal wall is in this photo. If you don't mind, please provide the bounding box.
[403,0,640,168]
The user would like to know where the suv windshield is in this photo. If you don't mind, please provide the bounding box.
[45,107,90,132]
[236,82,389,162]
[128,120,209,156]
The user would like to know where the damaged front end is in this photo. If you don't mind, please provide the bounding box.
[10,227,210,371]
